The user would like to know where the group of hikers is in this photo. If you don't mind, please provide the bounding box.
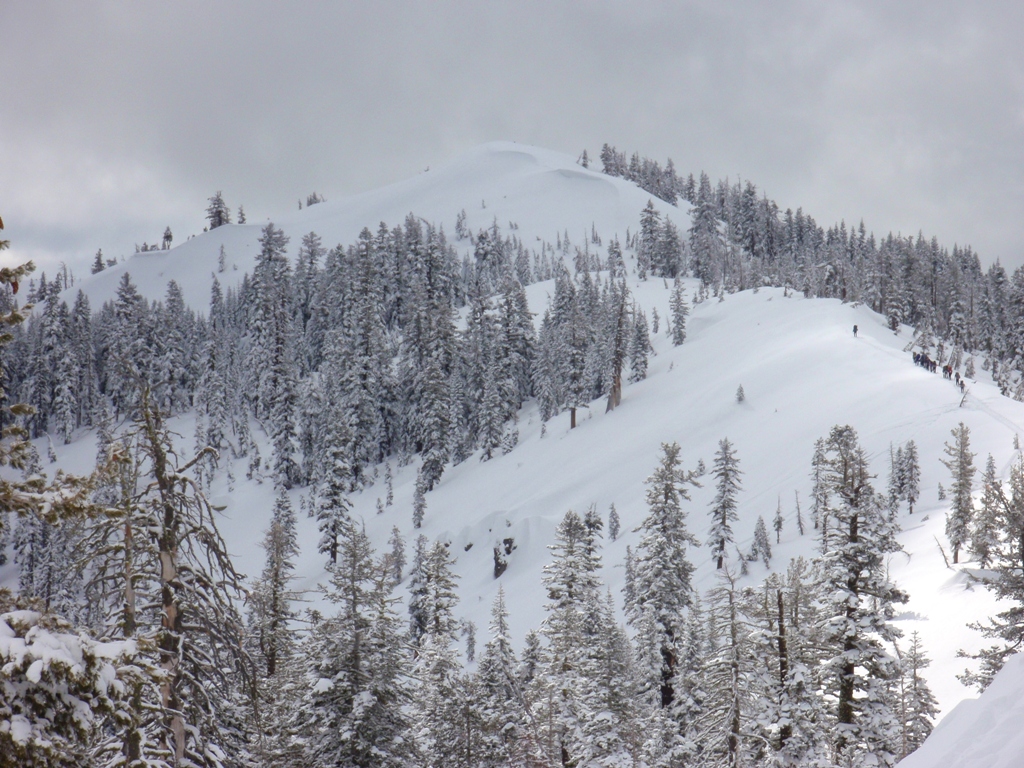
[854,325,966,395]
[913,351,966,394]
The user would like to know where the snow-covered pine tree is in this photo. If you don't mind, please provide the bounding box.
[412,469,427,528]
[628,305,651,383]
[888,443,905,516]
[385,525,405,587]
[475,587,530,766]
[626,442,702,755]
[245,223,302,487]
[902,439,921,514]
[637,200,661,280]
[961,446,1024,690]
[750,515,772,567]
[774,495,785,543]
[708,437,743,569]
[82,392,254,767]
[69,289,99,430]
[153,280,194,416]
[697,566,758,767]
[818,425,906,765]
[608,503,621,541]
[247,491,304,766]
[411,541,477,767]
[312,431,354,567]
[942,421,976,563]
[250,492,301,679]
[971,454,1001,568]
[0,596,132,768]
[810,437,830,539]
[104,272,154,419]
[299,520,411,768]
[895,631,938,760]
[745,560,831,768]
[689,172,722,288]
[604,278,630,412]
[206,191,231,229]
[530,509,642,767]
[670,277,689,346]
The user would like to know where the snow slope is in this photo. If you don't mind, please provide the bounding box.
[897,653,1024,768]
[67,142,687,311]
[44,141,1024,724]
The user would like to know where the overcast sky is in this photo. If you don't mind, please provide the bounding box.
[2,1,1022,277]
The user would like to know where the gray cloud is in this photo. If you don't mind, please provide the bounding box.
[2,1,1022,276]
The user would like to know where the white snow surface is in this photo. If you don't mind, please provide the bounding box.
[36,141,1024,728]
[897,652,1024,768]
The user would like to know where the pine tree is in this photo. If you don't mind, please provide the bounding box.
[750,515,772,567]
[412,541,475,767]
[531,510,641,767]
[670,277,689,346]
[902,440,921,514]
[888,444,905,516]
[104,273,154,419]
[698,566,758,768]
[971,454,1001,567]
[745,560,831,768]
[896,632,938,760]
[628,306,651,383]
[810,437,830,538]
[627,442,702,731]
[608,503,621,541]
[774,496,785,543]
[0,596,132,768]
[942,422,976,563]
[412,469,427,529]
[818,425,906,764]
[637,200,661,280]
[961,448,1024,689]
[82,393,254,766]
[385,525,405,587]
[300,521,411,768]
[708,437,743,569]
[247,491,303,766]
[475,587,529,766]
[312,439,354,567]
[407,534,430,647]
[206,191,231,229]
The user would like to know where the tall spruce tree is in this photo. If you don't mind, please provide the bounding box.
[300,521,410,768]
[942,422,976,563]
[708,437,743,569]
[961,446,1024,690]
[626,442,702,739]
[818,425,906,765]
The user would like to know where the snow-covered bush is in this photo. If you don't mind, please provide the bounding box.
[0,593,132,768]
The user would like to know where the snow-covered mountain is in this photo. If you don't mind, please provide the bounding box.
[43,141,1024,739]
[71,142,689,311]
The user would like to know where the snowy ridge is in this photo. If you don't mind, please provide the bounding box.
[68,142,688,310]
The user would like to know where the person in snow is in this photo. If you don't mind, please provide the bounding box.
[853,324,858,337]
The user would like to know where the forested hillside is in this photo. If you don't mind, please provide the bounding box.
[2,143,1024,767]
